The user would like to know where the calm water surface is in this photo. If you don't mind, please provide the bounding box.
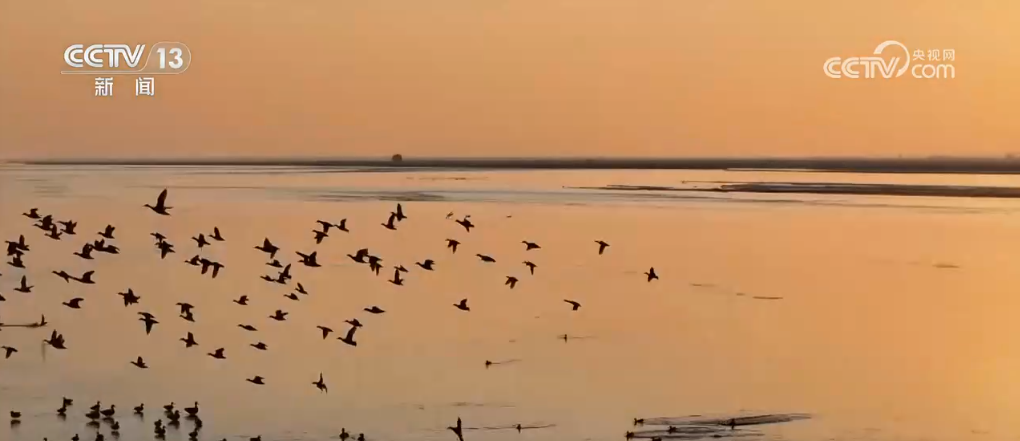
[3,165,1020,441]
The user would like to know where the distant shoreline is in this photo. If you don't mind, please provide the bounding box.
[10,157,1020,175]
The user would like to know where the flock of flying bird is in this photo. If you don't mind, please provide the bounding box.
[1,189,662,441]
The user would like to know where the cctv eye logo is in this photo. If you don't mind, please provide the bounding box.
[824,40,956,80]
[61,42,192,75]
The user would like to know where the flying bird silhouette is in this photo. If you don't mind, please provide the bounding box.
[595,240,610,255]
[269,310,288,321]
[255,238,279,259]
[448,417,464,441]
[296,251,320,267]
[523,261,537,275]
[131,356,148,369]
[522,241,540,250]
[233,295,249,305]
[98,225,116,240]
[505,276,518,289]
[73,270,96,284]
[313,373,328,393]
[456,217,474,232]
[564,299,581,310]
[644,267,658,282]
[118,289,140,306]
[394,203,407,221]
[208,348,226,359]
[313,229,329,244]
[246,376,265,385]
[416,259,435,270]
[381,213,398,230]
[1,346,17,359]
[145,189,172,215]
[454,299,470,311]
[364,306,385,314]
[338,325,358,346]
[192,234,210,249]
[138,313,158,335]
[63,298,84,309]
[210,227,224,241]
[317,326,333,339]
[14,275,32,293]
[476,254,496,263]
[180,332,198,348]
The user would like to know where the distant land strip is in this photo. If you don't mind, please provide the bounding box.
[11,157,1020,175]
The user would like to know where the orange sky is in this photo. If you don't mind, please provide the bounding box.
[0,1,1017,159]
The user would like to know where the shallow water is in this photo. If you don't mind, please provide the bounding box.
[3,165,1020,441]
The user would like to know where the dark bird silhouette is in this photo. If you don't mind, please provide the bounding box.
[57,403,67,416]
[564,300,581,310]
[52,269,72,282]
[63,298,84,309]
[381,213,398,230]
[86,408,101,420]
[74,243,94,260]
[267,259,283,268]
[338,325,358,346]
[35,214,54,231]
[238,324,257,332]
[454,299,470,311]
[163,403,174,413]
[476,254,496,263]
[347,248,369,263]
[93,239,119,254]
[181,310,196,323]
[310,220,333,234]
[44,330,66,349]
[255,238,279,259]
[284,293,300,301]
[1,346,16,359]
[345,318,363,328]
[8,254,25,269]
[73,270,96,284]
[6,234,29,252]
[246,376,265,385]
[134,404,144,415]
[251,342,268,350]
[151,232,166,244]
[269,310,288,321]
[505,276,518,289]
[192,234,210,249]
[595,240,610,255]
[181,332,198,348]
[523,261,536,275]
[334,219,349,232]
[23,208,40,219]
[118,289,140,306]
[132,356,148,369]
[448,417,464,441]
[313,229,329,244]
[522,241,540,250]
[394,203,407,221]
[157,241,175,259]
[184,402,199,417]
[234,295,249,305]
[101,405,116,418]
[644,267,658,282]
[145,189,172,215]
[0,292,5,302]
[138,313,158,335]
[456,217,474,232]
[396,265,408,273]
[313,373,328,393]
[295,283,308,295]
[278,263,293,281]
[9,411,20,421]
[14,275,32,293]
[364,306,385,314]
[185,255,201,266]
[210,227,224,241]
[416,259,435,270]
[317,326,333,339]
[46,225,63,240]
[199,258,224,278]
[208,348,226,359]
[176,303,194,315]
[296,250,320,267]
[389,268,404,286]
[98,225,116,240]
[60,220,78,235]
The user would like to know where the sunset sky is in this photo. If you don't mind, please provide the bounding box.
[1,1,1017,159]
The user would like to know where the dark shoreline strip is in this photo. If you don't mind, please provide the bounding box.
[12,157,1020,175]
